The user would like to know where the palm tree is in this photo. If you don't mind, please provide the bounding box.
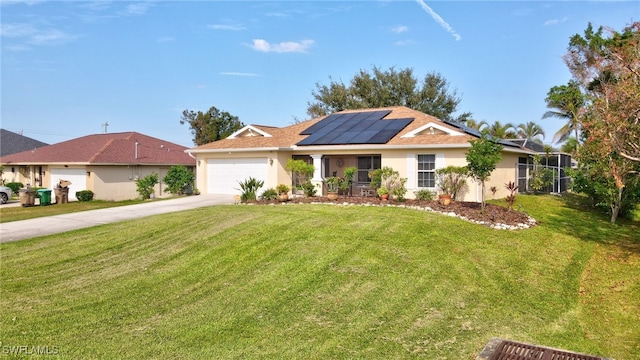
[486,121,516,139]
[516,121,545,143]
[560,137,578,155]
[463,119,488,131]
[542,80,585,143]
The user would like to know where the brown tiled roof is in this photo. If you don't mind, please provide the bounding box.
[189,106,480,151]
[0,132,196,165]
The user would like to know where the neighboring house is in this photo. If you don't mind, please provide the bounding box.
[0,129,48,157]
[508,139,572,193]
[0,132,196,201]
[187,106,538,201]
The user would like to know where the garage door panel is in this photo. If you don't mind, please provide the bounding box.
[207,158,268,195]
[49,168,87,201]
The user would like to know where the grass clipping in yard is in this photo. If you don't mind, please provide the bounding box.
[0,195,638,359]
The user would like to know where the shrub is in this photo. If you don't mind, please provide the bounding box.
[260,188,278,201]
[276,184,290,195]
[343,166,357,196]
[380,171,407,201]
[237,177,264,202]
[163,165,195,195]
[5,182,23,194]
[285,159,314,189]
[325,177,343,193]
[505,181,518,209]
[529,155,554,192]
[391,177,408,201]
[301,181,317,197]
[414,189,435,201]
[368,167,395,189]
[436,166,468,200]
[76,190,95,202]
[136,173,158,200]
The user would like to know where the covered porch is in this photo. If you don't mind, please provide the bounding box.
[293,154,381,197]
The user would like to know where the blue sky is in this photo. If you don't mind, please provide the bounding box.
[1,1,637,147]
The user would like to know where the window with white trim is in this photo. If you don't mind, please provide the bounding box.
[357,155,381,184]
[417,154,436,188]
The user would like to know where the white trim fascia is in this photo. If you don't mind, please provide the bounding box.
[291,144,471,151]
[227,125,273,139]
[401,122,464,137]
[185,144,536,155]
[186,147,283,154]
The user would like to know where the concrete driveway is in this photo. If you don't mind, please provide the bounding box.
[0,194,235,243]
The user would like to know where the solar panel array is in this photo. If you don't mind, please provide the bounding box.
[297,110,413,146]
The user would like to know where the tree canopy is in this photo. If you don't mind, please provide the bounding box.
[306,66,471,122]
[542,80,585,143]
[555,22,640,223]
[516,121,545,143]
[180,106,244,146]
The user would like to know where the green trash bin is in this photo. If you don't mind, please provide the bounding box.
[37,189,52,206]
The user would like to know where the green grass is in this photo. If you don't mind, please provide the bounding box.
[0,199,156,223]
[0,194,638,359]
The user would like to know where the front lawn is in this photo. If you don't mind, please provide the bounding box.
[0,195,638,359]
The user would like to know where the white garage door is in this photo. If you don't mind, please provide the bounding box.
[49,168,87,201]
[206,158,268,195]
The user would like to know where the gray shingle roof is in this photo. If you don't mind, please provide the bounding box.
[0,129,48,157]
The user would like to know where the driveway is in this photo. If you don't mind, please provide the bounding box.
[0,194,236,243]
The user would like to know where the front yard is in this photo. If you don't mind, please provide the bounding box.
[0,195,638,359]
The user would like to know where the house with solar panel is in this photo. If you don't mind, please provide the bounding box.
[186,106,540,201]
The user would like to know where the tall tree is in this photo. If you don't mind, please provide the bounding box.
[307,66,471,122]
[180,106,244,146]
[559,22,640,223]
[516,121,545,143]
[485,121,516,139]
[542,80,585,143]
[566,22,640,163]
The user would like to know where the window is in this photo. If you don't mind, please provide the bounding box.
[417,154,436,188]
[357,155,381,183]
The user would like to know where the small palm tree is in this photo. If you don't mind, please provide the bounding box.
[463,119,489,131]
[486,121,516,139]
[516,121,545,143]
[542,80,585,143]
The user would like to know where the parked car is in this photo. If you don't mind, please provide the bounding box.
[0,186,13,204]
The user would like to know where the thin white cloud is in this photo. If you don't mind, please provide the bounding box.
[30,29,78,45]
[220,72,260,77]
[250,39,314,53]
[543,17,568,26]
[0,23,36,37]
[265,12,288,17]
[208,24,246,31]
[120,2,152,16]
[0,23,78,46]
[0,0,45,5]
[395,40,415,46]
[391,25,408,34]
[415,0,462,41]
[156,36,175,43]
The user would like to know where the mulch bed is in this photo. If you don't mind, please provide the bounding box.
[253,196,536,230]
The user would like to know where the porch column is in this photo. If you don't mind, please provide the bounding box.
[310,154,324,195]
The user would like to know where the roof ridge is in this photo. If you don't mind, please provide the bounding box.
[89,138,116,163]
